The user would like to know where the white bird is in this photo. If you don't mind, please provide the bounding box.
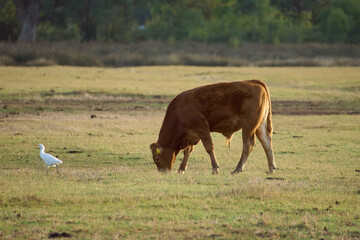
[37,144,63,175]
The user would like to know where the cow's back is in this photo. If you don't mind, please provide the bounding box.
[176,81,267,132]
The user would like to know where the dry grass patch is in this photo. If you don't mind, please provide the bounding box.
[1,42,360,67]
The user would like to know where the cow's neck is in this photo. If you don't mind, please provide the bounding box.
[157,111,180,150]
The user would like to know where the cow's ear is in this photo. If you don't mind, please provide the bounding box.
[150,143,159,152]
[150,143,162,155]
[150,143,163,154]
[150,143,157,150]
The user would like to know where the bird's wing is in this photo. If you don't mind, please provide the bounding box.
[42,153,63,165]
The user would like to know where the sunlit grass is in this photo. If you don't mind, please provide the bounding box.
[0,66,360,239]
[1,112,359,239]
[1,66,360,99]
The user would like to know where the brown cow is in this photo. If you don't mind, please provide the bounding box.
[150,79,276,174]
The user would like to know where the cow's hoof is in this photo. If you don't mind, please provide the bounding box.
[266,167,277,174]
[231,169,242,174]
[178,170,185,174]
[212,168,219,174]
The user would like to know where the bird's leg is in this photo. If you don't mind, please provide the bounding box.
[46,166,49,175]
[56,165,60,173]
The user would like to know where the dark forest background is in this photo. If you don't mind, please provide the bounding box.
[1,0,360,67]
[1,0,360,44]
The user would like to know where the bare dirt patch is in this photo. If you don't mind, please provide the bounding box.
[0,94,170,116]
[1,96,359,117]
[271,100,360,115]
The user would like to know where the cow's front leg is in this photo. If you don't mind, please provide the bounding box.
[178,145,193,174]
[199,132,219,174]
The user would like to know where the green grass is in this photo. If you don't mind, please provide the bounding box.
[0,66,360,239]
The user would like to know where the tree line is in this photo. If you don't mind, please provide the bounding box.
[1,0,359,44]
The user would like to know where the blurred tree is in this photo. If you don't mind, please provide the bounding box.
[93,0,138,42]
[1,0,360,43]
[333,0,360,43]
[81,0,96,41]
[12,0,40,42]
[176,8,207,40]
[0,0,19,41]
[39,0,97,41]
[320,5,350,42]
[37,0,149,42]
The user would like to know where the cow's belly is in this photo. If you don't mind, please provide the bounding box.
[179,130,200,150]
[210,117,242,136]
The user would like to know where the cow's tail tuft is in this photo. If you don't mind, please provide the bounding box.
[225,137,231,148]
[225,134,233,148]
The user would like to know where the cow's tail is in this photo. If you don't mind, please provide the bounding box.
[225,135,233,148]
[252,79,273,135]
[266,95,273,135]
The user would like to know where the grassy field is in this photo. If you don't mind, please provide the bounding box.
[0,66,360,239]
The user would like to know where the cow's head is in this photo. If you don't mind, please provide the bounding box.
[150,143,175,171]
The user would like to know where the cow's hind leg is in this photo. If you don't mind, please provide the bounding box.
[178,145,193,173]
[232,128,256,174]
[256,123,276,173]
